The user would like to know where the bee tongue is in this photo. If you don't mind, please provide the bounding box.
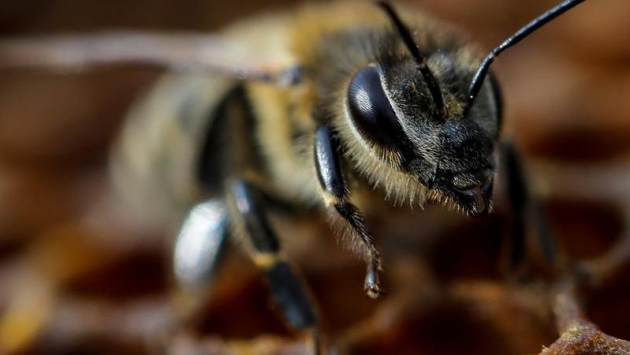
[471,185,487,216]
[454,184,489,216]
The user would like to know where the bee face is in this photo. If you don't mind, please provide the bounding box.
[431,115,496,216]
[346,52,500,216]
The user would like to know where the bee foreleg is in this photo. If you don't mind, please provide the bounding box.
[501,140,556,270]
[314,125,384,299]
[229,180,321,353]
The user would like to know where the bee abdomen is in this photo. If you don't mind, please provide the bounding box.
[110,74,235,226]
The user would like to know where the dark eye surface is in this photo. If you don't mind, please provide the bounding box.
[347,66,404,148]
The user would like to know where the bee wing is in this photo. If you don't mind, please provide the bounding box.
[0,32,299,84]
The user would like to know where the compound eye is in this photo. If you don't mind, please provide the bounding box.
[347,66,402,147]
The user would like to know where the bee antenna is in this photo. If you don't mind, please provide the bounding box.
[466,0,587,111]
[377,2,445,119]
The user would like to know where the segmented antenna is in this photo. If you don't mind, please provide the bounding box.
[466,0,587,109]
[377,2,446,119]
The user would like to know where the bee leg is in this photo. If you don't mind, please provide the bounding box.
[172,199,231,318]
[230,180,321,354]
[501,140,556,270]
[314,125,383,299]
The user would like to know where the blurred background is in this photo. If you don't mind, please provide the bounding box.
[0,0,628,354]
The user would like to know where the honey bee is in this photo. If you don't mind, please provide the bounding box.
[0,0,588,352]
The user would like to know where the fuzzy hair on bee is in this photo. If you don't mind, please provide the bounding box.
[0,0,589,352]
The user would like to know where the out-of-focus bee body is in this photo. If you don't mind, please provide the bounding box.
[111,12,294,222]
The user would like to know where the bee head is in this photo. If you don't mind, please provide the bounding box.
[343,2,501,216]
[346,58,499,216]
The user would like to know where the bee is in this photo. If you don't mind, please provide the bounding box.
[0,0,588,352]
